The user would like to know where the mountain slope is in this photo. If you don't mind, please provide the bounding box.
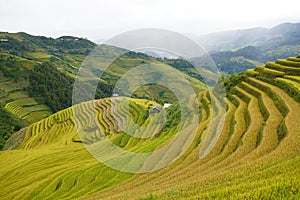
[0,32,206,107]
[0,32,206,149]
[0,55,300,199]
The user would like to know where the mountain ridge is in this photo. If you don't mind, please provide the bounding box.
[193,22,300,52]
[193,22,300,74]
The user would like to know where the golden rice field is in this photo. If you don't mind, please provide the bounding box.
[0,56,300,199]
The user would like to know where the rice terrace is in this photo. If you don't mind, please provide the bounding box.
[0,1,300,199]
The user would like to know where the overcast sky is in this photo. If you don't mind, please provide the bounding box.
[0,0,299,41]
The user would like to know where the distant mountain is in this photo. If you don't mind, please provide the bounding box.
[191,22,300,74]
[194,22,300,52]
[194,27,269,52]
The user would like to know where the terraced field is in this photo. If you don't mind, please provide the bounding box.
[0,75,52,124]
[1,55,300,199]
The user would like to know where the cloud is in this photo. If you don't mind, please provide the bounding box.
[0,0,299,40]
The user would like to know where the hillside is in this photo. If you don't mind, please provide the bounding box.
[0,55,300,199]
[0,32,99,148]
[0,32,206,103]
[0,32,206,149]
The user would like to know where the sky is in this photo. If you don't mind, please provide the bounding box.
[0,0,300,41]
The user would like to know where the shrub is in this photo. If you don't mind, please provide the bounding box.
[255,65,265,72]
[245,69,259,77]
[223,73,246,96]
